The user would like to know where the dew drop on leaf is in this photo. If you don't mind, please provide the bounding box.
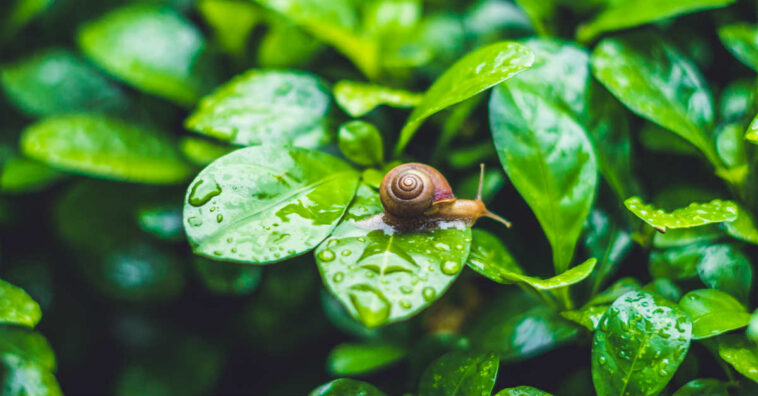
[318,249,336,262]
[348,286,391,327]
[422,287,436,302]
[188,178,222,207]
[441,260,461,275]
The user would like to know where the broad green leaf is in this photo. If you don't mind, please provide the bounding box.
[679,289,751,339]
[490,42,597,273]
[184,146,359,264]
[718,335,758,383]
[746,113,758,144]
[0,327,56,371]
[197,0,260,56]
[0,156,63,194]
[310,378,386,396]
[396,41,535,154]
[326,342,406,376]
[0,279,41,328]
[592,291,692,396]
[591,32,722,169]
[624,197,738,233]
[333,81,422,117]
[257,17,323,68]
[185,70,331,149]
[672,379,729,396]
[338,121,384,167]
[251,0,379,78]
[719,79,756,124]
[724,205,758,244]
[719,24,758,73]
[315,185,471,327]
[561,305,608,331]
[21,114,192,184]
[418,351,499,396]
[583,209,633,295]
[466,228,523,280]
[193,258,262,296]
[495,386,552,396]
[716,123,748,170]
[0,354,62,396]
[0,49,129,117]
[178,137,234,166]
[77,4,217,106]
[577,0,735,42]
[514,0,555,36]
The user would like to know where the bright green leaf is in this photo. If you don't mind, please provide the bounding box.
[184,145,359,264]
[718,335,758,383]
[178,137,233,166]
[724,204,758,244]
[679,289,751,339]
[746,113,758,144]
[333,81,422,117]
[0,354,61,396]
[185,70,331,149]
[561,305,608,331]
[21,114,191,184]
[592,291,692,396]
[719,23,758,73]
[338,121,384,167]
[0,156,64,194]
[326,342,406,376]
[0,279,41,329]
[0,326,56,371]
[624,197,738,233]
[396,41,534,154]
[418,351,499,396]
[197,0,260,56]
[310,378,386,396]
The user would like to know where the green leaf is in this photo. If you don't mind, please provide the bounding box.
[0,326,56,371]
[561,305,608,331]
[577,0,735,42]
[719,79,756,124]
[514,0,555,36]
[184,145,359,264]
[315,185,471,327]
[257,17,323,69]
[724,204,758,244]
[672,379,729,396]
[718,335,758,383]
[326,342,406,376]
[592,291,692,396]
[21,114,192,184]
[624,197,738,233]
[591,32,722,169]
[0,279,41,328]
[583,209,633,295]
[178,137,233,166]
[185,70,331,149]
[77,4,217,106]
[338,121,384,167]
[418,351,499,396]
[490,42,597,273]
[748,310,758,343]
[494,386,552,396]
[310,378,386,396]
[0,156,63,194]
[197,0,260,56]
[719,23,758,73]
[396,41,535,154]
[0,49,129,117]
[193,258,262,296]
[0,0,53,39]
[746,113,758,144]
[333,81,422,118]
[251,0,379,78]
[679,289,751,339]
[0,354,62,396]
[587,277,641,306]
[643,279,683,302]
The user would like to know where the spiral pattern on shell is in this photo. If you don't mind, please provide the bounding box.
[380,163,451,217]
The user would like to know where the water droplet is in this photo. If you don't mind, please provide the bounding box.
[226,237,233,243]
[357,237,366,242]
[188,178,222,207]
[422,287,436,302]
[231,247,237,253]
[349,286,391,327]
[187,217,202,227]
[216,214,223,223]
[213,250,223,256]
[399,300,411,309]
[341,249,352,257]
[400,285,413,294]
[317,249,335,262]
[598,356,607,366]
[333,272,344,283]
[441,260,461,275]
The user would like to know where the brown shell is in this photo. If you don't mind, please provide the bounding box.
[379,163,454,218]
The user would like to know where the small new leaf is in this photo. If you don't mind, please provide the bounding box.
[624,197,738,233]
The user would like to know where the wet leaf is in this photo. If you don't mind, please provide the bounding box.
[78,4,217,106]
[310,378,386,396]
[396,41,534,154]
[0,49,129,117]
[592,32,722,169]
[0,279,41,328]
[338,121,384,167]
[718,335,758,383]
[719,23,758,73]
[21,114,191,184]
[184,146,359,264]
[315,185,471,327]
[494,386,552,396]
[561,305,608,331]
[577,0,735,42]
[185,70,331,148]
[592,291,692,396]
[746,113,758,144]
[418,351,499,396]
[724,205,758,244]
[624,197,738,233]
[0,326,56,371]
[326,342,406,376]
[679,289,751,339]
[333,81,422,117]
[672,379,729,396]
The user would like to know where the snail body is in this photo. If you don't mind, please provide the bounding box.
[369,163,510,232]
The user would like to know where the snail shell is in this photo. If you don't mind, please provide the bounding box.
[379,163,454,218]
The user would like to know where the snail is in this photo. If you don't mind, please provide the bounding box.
[362,162,511,233]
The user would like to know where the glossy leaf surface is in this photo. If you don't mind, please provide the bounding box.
[719,24,758,72]
[679,289,751,339]
[185,70,331,148]
[0,279,41,328]
[338,121,384,167]
[746,114,758,144]
[316,185,471,327]
[184,146,359,264]
[78,4,216,106]
[624,197,738,233]
[333,81,422,117]
[718,335,758,382]
[592,291,692,396]
[21,114,191,184]
[418,351,499,396]
[326,342,406,376]
[396,41,534,154]
[724,205,758,244]
[561,305,608,331]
